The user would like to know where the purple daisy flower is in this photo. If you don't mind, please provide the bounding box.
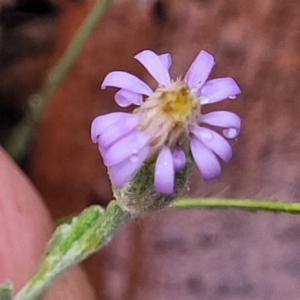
[91,50,241,195]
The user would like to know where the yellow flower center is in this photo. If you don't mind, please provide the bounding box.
[137,80,200,155]
[159,84,198,125]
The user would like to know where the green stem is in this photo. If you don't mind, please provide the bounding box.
[14,201,131,300]
[14,197,300,299]
[5,0,112,160]
[172,198,300,214]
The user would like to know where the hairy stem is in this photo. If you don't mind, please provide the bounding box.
[14,201,131,300]
[172,198,300,214]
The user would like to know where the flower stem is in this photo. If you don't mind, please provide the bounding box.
[5,0,112,161]
[11,197,300,299]
[172,198,300,214]
[14,201,131,300]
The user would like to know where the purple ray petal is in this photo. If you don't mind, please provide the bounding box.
[98,142,107,159]
[114,89,143,107]
[98,114,140,148]
[190,137,221,180]
[159,53,172,70]
[200,111,241,138]
[134,50,171,85]
[200,77,241,104]
[101,71,153,96]
[104,130,150,166]
[172,148,186,171]
[190,125,232,162]
[91,112,129,143]
[109,146,149,188]
[154,147,175,194]
[184,50,215,89]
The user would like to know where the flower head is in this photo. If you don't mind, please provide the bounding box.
[91,50,241,198]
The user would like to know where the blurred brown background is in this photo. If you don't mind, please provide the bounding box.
[2,0,300,299]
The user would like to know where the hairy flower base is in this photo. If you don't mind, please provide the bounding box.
[112,156,194,215]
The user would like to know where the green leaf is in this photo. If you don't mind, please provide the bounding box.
[0,282,13,300]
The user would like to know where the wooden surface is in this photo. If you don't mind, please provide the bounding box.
[3,0,300,299]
